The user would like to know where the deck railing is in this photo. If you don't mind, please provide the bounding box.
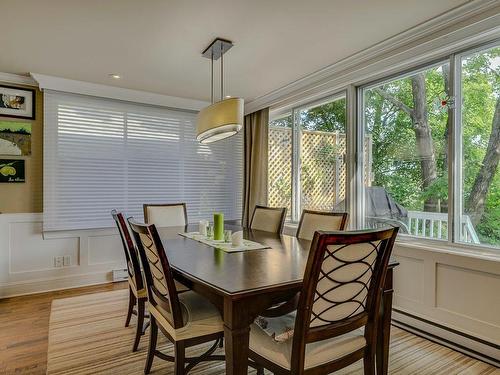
[366,211,480,244]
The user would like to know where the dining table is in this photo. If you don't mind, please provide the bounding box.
[157,222,398,375]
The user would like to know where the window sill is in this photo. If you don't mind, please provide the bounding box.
[395,236,500,262]
[284,223,499,262]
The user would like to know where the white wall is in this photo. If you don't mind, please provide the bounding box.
[0,213,125,297]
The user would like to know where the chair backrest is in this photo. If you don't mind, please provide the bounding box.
[296,210,349,241]
[128,219,185,329]
[250,205,287,233]
[291,227,398,371]
[143,203,188,227]
[111,210,144,292]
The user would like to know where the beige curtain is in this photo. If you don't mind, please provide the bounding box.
[242,108,269,227]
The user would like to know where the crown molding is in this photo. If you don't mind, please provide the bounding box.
[31,73,209,112]
[245,0,500,114]
[0,72,38,87]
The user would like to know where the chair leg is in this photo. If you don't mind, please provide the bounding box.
[174,341,185,375]
[125,287,136,327]
[144,316,158,374]
[257,368,265,375]
[363,348,376,375]
[133,298,146,352]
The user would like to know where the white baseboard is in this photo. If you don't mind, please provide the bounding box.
[392,309,500,367]
[0,271,114,298]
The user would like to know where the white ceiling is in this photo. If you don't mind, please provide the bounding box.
[0,0,469,102]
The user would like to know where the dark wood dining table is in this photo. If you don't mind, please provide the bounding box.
[158,223,398,375]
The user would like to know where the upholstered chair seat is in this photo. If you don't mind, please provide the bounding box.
[148,290,223,341]
[250,315,365,370]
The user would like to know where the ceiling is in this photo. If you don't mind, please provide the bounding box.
[0,0,469,103]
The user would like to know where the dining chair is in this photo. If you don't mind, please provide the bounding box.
[250,205,287,234]
[143,203,188,227]
[111,209,148,352]
[296,210,349,241]
[128,219,224,374]
[249,227,398,374]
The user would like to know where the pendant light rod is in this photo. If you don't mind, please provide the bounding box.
[211,50,214,104]
[220,43,224,101]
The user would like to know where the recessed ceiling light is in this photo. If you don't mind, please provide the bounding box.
[225,95,232,99]
[109,74,121,79]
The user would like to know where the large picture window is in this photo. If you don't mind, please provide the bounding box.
[268,41,499,251]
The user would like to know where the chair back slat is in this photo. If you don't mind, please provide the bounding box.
[291,227,398,371]
[111,210,143,291]
[297,210,349,241]
[250,205,287,233]
[128,219,184,328]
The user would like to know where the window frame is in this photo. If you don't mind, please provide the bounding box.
[269,36,500,251]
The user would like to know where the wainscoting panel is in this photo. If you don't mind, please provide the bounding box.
[392,242,500,365]
[0,213,125,298]
[9,221,79,273]
[88,234,123,266]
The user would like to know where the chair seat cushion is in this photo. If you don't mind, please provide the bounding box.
[149,291,223,341]
[250,313,366,370]
[129,276,189,299]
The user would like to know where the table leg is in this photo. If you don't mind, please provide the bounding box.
[223,297,250,375]
[377,267,394,375]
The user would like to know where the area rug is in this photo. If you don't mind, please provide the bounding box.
[47,290,497,374]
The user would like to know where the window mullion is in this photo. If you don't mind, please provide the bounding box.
[450,53,463,244]
[291,108,301,222]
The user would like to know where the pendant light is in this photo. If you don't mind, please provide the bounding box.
[196,38,244,144]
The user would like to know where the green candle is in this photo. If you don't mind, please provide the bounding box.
[213,212,224,241]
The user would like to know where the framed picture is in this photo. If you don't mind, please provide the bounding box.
[0,159,25,183]
[0,85,36,120]
[0,121,31,156]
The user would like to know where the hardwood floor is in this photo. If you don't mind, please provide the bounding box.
[0,283,127,374]
[0,283,498,374]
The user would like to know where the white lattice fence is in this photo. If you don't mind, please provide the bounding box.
[268,127,292,211]
[268,127,372,212]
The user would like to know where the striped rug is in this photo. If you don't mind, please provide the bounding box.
[47,290,498,374]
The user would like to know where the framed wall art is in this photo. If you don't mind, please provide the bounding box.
[0,159,25,183]
[0,122,31,155]
[0,85,36,120]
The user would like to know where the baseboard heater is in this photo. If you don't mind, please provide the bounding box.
[392,309,500,368]
[112,268,128,282]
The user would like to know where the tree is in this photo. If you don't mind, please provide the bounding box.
[374,72,439,212]
[466,96,500,225]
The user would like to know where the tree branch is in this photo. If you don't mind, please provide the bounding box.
[373,87,415,119]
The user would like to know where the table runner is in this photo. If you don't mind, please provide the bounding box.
[179,232,270,253]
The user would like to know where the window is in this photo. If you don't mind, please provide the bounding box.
[458,45,500,247]
[361,63,450,241]
[268,95,347,222]
[44,91,242,231]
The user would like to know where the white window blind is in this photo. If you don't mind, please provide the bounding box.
[44,91,242,231]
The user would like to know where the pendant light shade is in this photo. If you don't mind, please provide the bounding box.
[196,38,243,143]
[196,97,244,143]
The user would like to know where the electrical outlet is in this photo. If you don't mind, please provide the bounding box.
[54,256,63,268]
[63,255,71,266]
